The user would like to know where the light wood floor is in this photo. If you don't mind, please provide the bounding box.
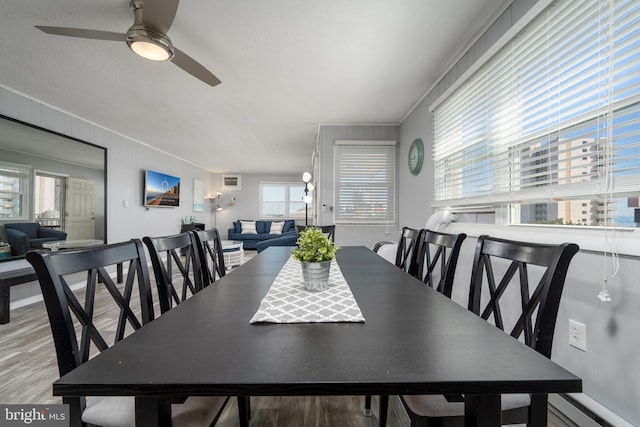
[0,263,570,426]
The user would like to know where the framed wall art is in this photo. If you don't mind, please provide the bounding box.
[192,177,204,212]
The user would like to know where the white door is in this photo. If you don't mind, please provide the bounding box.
[65,177,96,240]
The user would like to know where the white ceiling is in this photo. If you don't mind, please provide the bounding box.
[0,0,503,174]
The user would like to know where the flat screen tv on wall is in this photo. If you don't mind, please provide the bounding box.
[144,169,181,207]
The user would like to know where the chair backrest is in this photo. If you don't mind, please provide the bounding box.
[394,227,421,272]
[142,232,203,314]
[25,239,154,378]
[192,228,226,286]
[408,229,467,298]
[467,235,579,358]
[296,225,336,242]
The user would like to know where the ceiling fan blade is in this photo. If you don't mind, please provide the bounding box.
[140,0,180,34]
[35,26,125,42]
[171,48,221,87]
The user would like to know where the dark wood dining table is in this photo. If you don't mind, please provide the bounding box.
[52,246,581,426]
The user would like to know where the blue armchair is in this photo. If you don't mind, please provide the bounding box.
[4,223,67,256]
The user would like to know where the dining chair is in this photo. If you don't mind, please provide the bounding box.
[365,230,466,425]
[143,232,204,314]
[408,229,467,297]
[192,228,226,287]
[372,240,394,253]
[296,224,336,242]
[395,226,422,272]
[399,235,579,427]
[26,240,230,427]
[145,232,252,425]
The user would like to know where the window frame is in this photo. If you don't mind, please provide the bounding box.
[432,0,640,230]
[334,140,396,225]
[258,181,307,219]
[34,170,67,229]
[0,160,31,221]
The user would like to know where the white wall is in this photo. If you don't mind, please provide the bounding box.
[0,86,218,242]
[212,173,304,239]
[0,86,219,303]
[316,125,400,248]
[397,94,434,230]
[396,0,640,424]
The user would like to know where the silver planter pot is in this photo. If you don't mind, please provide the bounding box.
[300,260,331,291]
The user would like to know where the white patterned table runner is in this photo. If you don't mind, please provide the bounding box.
[250,256,365,324]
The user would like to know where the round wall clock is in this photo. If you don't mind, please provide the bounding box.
[408,138,424,176]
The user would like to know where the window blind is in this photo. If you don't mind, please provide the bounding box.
[334,142,396,224]
[433,0,640,207]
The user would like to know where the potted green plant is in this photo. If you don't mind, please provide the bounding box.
[291,227,340,291]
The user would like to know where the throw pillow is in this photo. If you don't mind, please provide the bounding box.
[240,220,257,234]
[269,221,285,234]
[256,220,268,234]
[283,220,295,232]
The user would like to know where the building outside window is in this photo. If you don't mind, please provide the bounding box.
[0,161,30,220]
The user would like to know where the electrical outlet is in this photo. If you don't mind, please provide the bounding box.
[569,319,587,351]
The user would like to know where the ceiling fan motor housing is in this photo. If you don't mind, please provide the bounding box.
[126,0,175,61]
[126,25,175,61]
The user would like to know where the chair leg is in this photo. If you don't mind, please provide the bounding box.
[364,395,372,416]
[379,395,389,427]
[400,395,429,427]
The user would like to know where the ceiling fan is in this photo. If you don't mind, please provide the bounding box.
[35,0,221,87]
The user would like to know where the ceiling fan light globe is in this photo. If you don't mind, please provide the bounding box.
[130,40,170,61]
[126,27,174,62]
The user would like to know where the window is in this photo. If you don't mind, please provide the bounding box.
[433,0,640,227]
[0,161,31,220]
[34,172,65,229]
[334,141,396,224]
[259,182,306,219]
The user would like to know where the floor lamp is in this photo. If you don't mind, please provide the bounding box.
[302,172,314,227]
[208,192,223,227]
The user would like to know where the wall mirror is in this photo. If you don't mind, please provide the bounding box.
[0,115,107,249]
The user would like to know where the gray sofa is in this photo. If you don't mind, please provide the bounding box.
[227,219,296,250]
